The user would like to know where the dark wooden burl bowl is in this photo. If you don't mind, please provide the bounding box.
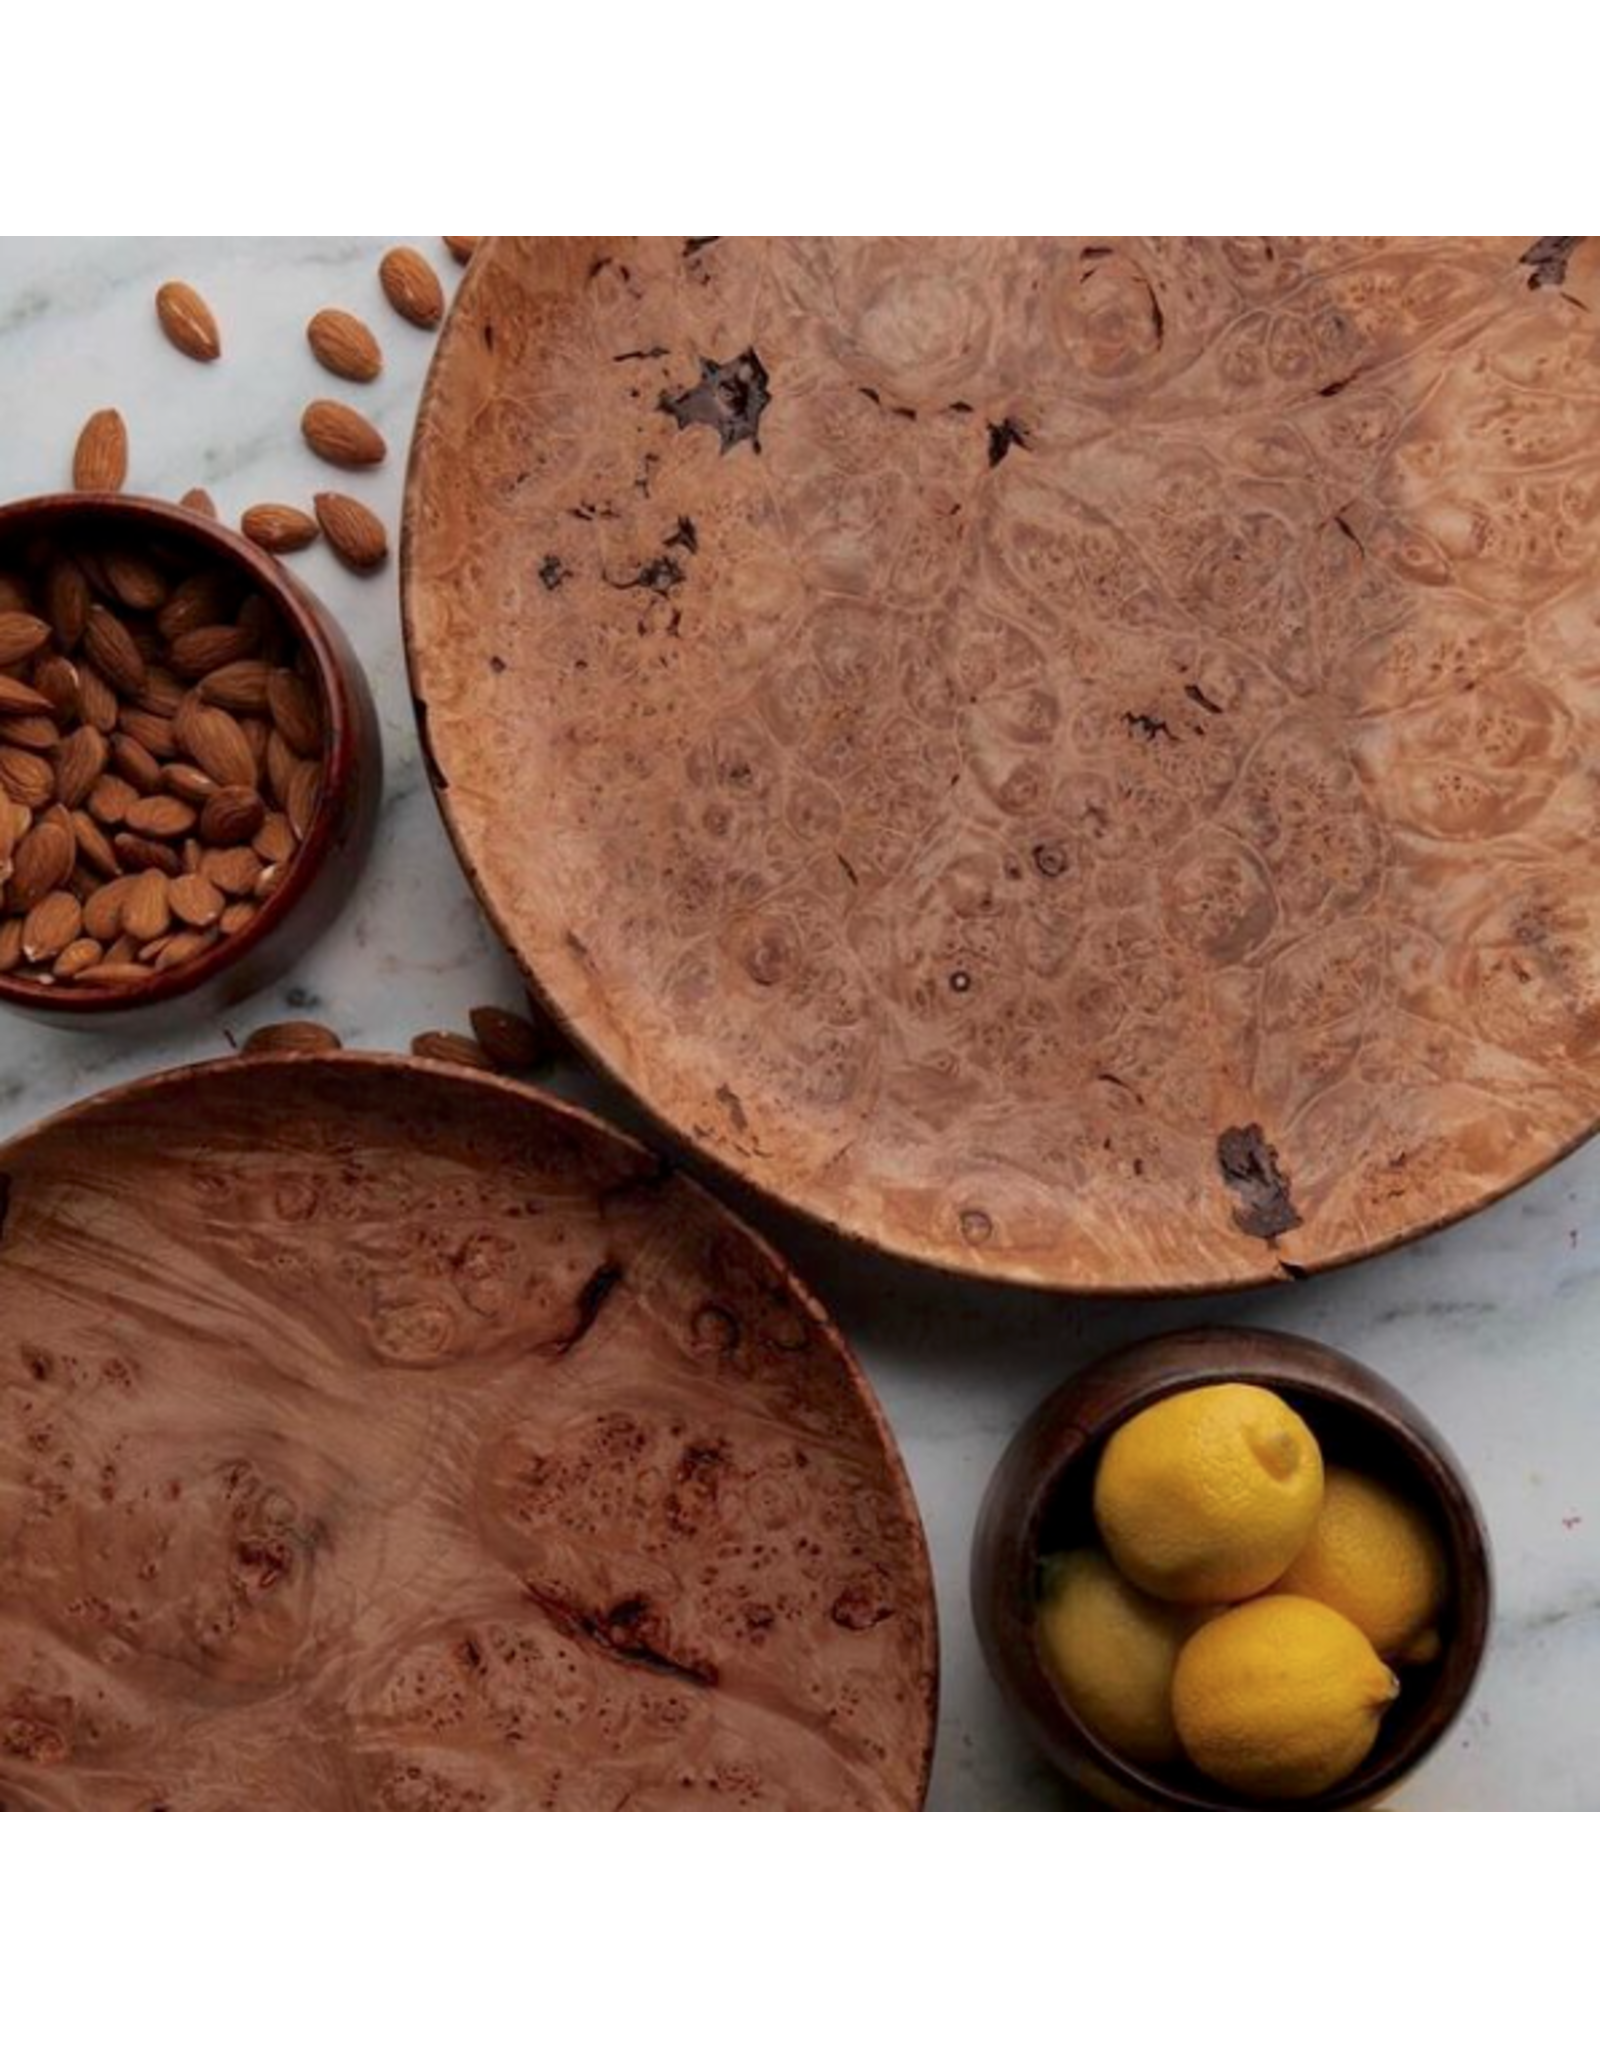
[971,1326,1491,1809]
[405,234,1600,1292]
[0,1054,936,1809]
[0,494,381,1026]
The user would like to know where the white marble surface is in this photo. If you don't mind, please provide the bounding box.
[1,238,1595,1810]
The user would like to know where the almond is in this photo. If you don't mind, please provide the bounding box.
[124,794,196,840]
[307,308,383,383]
[169,622,259,680]
[155,928,215,971]
[287,759,323,839]
[197,660,274,714]
[53,937,104,979]
[113,834,183,877]
[122,870,172,942]
[220,902,257,938]
[83,876,137,942]
[87,775,137,826]
[55,726,109,810]
[0,572,29,613]
[314,492,388,572]
[70,809,121,879]
[443,237,483,265]
[161,762,219,804]
[170,872,225,928]
[101,548,169,612]
[109,732,164,792]
[157,572,234,642]
[77,666,120,733]
[245,1020,342,1054]
[9,816,75,908]
[76,961,154,987]
[43,559,90,649]
[200,785,266,847]
[301,400,386,470]
[267,668,324,757]
[412,1029,494,1070]
[0,714,59,752]
[253,813,296,864]
[0,676,55,719]
[180,487,218,519]
[241,504,318,554]
[469,1003,559,1072]
[156,280,221,363]
[34,654,81,720]
[175,697,258,789]
[0,615,50,669]
[0,917,21,973]
[0,746,55,809]
[201,845,263,896]
[73,409,129,492]
[21,890,83,963]
[84,606,147,697]
[380,246,445,328]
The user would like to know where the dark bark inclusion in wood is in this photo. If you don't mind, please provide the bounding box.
[407,237,1600,1291]
[0,1060,934,1810]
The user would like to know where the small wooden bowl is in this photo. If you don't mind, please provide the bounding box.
[972,1327,1491,1810]
[0,494,381,1027]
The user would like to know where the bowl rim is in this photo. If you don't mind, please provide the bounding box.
[0,1044,942,1809]
[398,235,1600,1297]
[974,1325,1493,1810]
[0,492,356,1016]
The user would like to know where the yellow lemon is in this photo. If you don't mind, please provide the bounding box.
[1274,1465,1448,1664]
[1172,1594,1400,1799]
[1036,1549,1210,1765]
[1093,1382,1324,1603]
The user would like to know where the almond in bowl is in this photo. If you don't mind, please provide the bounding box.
[0,493,381,1023]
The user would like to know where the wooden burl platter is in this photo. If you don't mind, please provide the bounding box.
[405,236,1600,1290]
[0,1056,935,1809]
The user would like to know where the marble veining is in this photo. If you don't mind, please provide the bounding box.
[1,239,1596,1808]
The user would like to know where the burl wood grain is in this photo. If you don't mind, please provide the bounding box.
[0,1057,934,1810]
[405,236,1600,1290]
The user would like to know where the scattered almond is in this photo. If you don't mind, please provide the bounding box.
[380,246,445,328]
[155,281,221,363]
[412,1029,495,1070]
[180,487,218,519]
[470,1003,559,1072]
[314,492,388,572]
[242,504,319,554]
[301,400,386,470]
[73,410,129,492]
[307,308,383,383]
[244,1020,343,1054]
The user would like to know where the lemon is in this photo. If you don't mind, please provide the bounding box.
[1093,1382,1324,1603]
[1036,1549,1209,1765]
[1172,1594,1400,1799]
[1274,1465,1448,1664]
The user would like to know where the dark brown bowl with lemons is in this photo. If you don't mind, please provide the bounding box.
[0,493,380,1027]
[972,1327,1492,1811]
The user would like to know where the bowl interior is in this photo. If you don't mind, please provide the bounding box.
[0,494,349,1014]
[1028,1373,1489,1809]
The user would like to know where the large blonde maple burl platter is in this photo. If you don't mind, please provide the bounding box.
[404,236,1600,1292]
